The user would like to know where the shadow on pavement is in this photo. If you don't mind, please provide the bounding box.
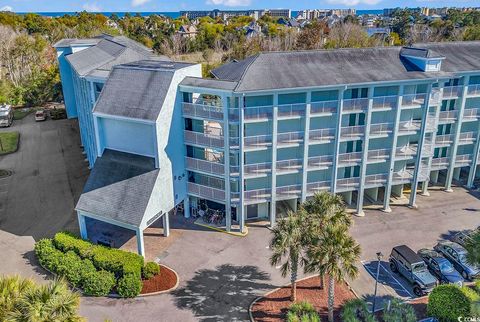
[172,264,271,321]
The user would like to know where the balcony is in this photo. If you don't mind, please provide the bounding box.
[306,181,331,195]
[430,88,441,105]
[392,170,414,184]
[455,154,473,166]
[426,115,437,132]
[244,162,271,177]
[442,86,463,99]
[467,84,480,97]
[310,100,338,116]
[244,135,272,150]
[458,132,477,145]
[367,149,390,163]
[244,106,272,122]
[276,159,303,173]
[309,128,336,144]
[340,125,365,141]
[307,155,333,170]
[276,184,302,199]
[435,134,454,146]
[463,108,480,122]
[401,93,426,108]
[395,145,417,159]
[438,110,458,124]
[336,177,360,191]
[337,152,362,166]
[364,174,388,188]
[182,102,223,121]
[370,122,393,137]
[342,98,369,113]
[184,130,224,149]
[244,188,271,202]
[188,182,225,202]
[431,157,450,170]
[372,95,397,110]
[398,120,421,134]
[277,131,304,146]
[277,103,306,119]
[185,157,225,176]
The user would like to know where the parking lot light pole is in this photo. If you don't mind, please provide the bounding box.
[372,251,384,314]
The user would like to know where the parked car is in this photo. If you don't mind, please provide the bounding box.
[389,245,438,296]
[35,110,47,122]
[0,104,13,127]
[417,249,464,286]
[451,228,479,247]
[434,241,480,280]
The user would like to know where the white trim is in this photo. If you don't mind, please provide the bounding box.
[94,112,156,125]
[75,210,139,231]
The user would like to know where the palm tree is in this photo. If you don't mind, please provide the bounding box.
[302,191,353,289]
[269,210,307,302]
[5,278,83,322]
[0,275,35,321]
[307,223,361,322]
[465,230,480,266]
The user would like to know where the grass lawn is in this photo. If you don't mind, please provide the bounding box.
[0,132,20,155]
[13,108,33,120]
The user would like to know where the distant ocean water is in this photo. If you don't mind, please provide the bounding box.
[19,9,384,18]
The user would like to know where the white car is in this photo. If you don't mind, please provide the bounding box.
[0,104,13,127]
[35,110,47,122]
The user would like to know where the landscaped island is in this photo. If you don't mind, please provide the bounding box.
[35,232,177,298]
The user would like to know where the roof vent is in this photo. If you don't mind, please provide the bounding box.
[400,46,445,72]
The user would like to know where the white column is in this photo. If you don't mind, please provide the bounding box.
[222,95,232,231]
[467,109,480,187]
[77,212,88,240]
[383,85,404,213]
[136,228,145,257]
[356,86,374,217]
[301,92,312,202]
[162,213,170,237]
[445,76,470,192]
[183,196,190,218]
[331,88,345,193]
[421,181,430,196]
[239,96,246,233]
[270,94,278,227]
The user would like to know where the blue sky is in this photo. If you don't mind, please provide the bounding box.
[0,0,477,12]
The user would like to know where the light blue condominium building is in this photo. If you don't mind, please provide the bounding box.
[55,36,480,255]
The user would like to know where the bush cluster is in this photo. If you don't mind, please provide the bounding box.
[35,232,147,298]
[143,262,160,280]
[286,301,320,322]
[427,284,480,322]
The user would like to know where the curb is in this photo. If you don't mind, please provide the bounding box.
[194,221,249,237]
[137,264,180,297]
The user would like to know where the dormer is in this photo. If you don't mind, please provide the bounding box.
[400,46,446,72]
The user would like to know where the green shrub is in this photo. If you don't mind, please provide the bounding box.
[427,285,476,322]
[117,274,142,298]
[56,251,96,288]
[286,301,320,322]
[53,232,144,278]
[82,270,116,297]
[341,298,377,322]
[143,262,160,280]
[34,239,63,272]
[475,279,480,293]
[383,298,416,322]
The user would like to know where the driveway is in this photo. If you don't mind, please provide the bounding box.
[1,115,479,321]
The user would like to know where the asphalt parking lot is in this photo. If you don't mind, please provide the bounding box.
[362,260,413,300]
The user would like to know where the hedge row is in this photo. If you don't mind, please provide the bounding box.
[427,284,480,322]
[35,239,115,296]
[53,232,144,278]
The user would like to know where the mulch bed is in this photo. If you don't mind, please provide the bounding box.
[141,264,177,294]
[251,275,356,322]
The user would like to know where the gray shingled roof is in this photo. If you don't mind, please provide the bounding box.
[76,149,159,227]
[94,60,194,121]
[180,77,238,91]
[211,41,480,92]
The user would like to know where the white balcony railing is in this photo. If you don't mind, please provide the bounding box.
[336,177,360,190]
[342,98,369,113]
[370,122,393,136]
[244,188,271,201]
[188,182,225,202]
[395,145,417,159]
[244,106,272,121]
[372,96,397,110]
[401,93,426,107]
[244,135,272,149]
[364,174,388,187]
[435,134,454,145]
[443,86,463,99]
[244,162,271,176]
[398,120,422,133]
[276,159,303,172]
[277,103,306,118]
[310,100,338,115]
[307,181,331,194]
[368,149,390,162]
[463,108,480,121]
[338,152,362,165]
[438,110,458,123]
[308,155,333,169]
[182,102,223,121]
[340,125,365,139]
[184,130,224,148]
[185,157,225,176]
[430,88,441,105]
[276,184,302,197]
[392,170,414,183]
[455,154,473,165]
[459,132,477,144]
[467,84,480,97]
[277,131,304,145]
[309,128,336,142]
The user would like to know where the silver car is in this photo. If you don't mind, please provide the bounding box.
[434,241,480,280]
